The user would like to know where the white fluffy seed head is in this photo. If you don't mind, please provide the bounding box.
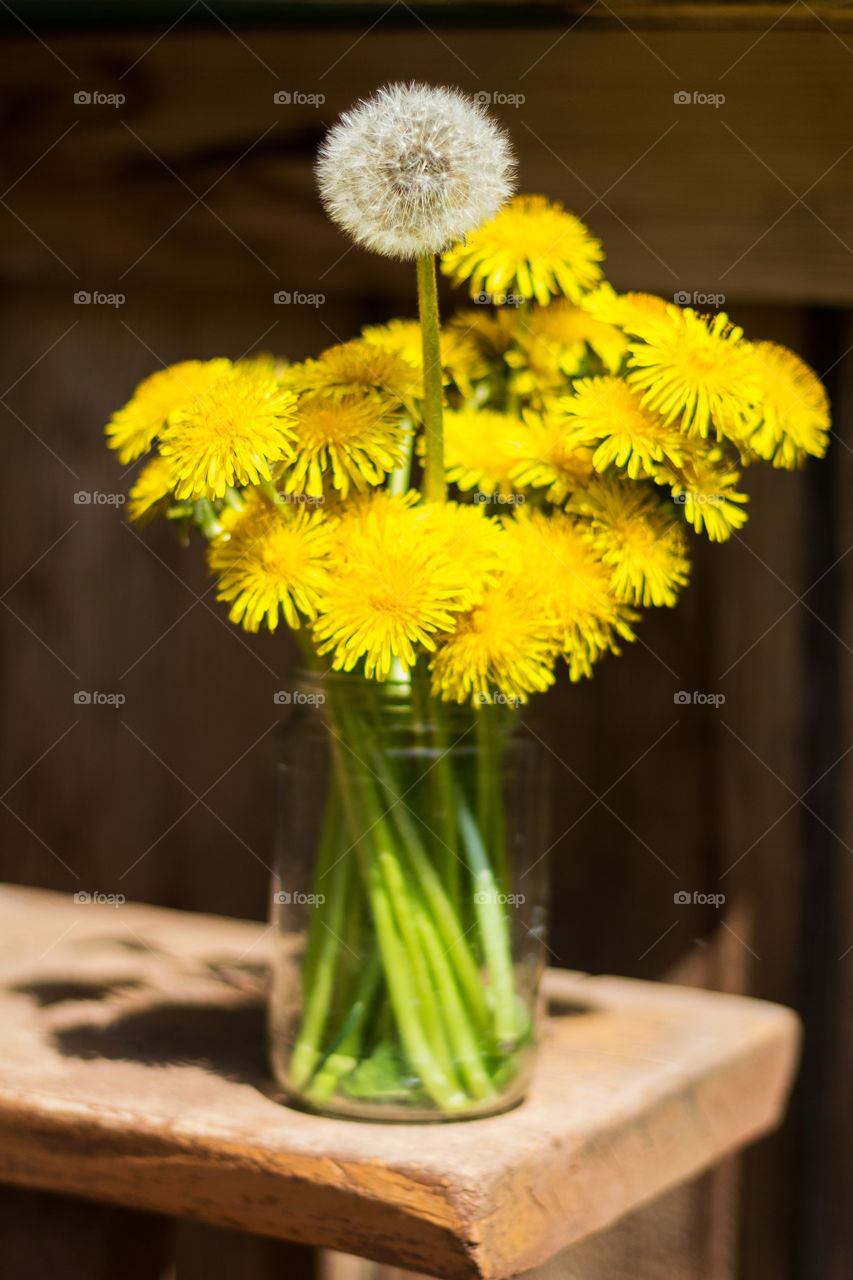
[316,82,516,260]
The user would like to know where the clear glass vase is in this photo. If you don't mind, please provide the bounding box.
[269,667,547,1121]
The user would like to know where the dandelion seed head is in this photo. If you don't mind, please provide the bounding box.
[316,82,515,260]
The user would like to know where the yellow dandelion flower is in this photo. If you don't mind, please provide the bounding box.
[747,341,830,469]
[413,499,509,597]
[160,362,297,501]
[335,491,505,594]
[439,326,492,398]
[361,318,425,371]
[333,483,504,570]
[560,376,687,479]
[655,449,749,542]
[582,283,677,343]
[430,576,558,705]
[506,508,633,680]
[361,317,489,398]
[127,455,178,525]
[506,300,629,399]
[510,407,595,503]
[441,195,604,306]
[208,491,336,632]
[283,339,421,408]
[435,407,524,493]
[568,477,690,607]
[330,486,418,524]
[106,359,231,464]
[285,392,408,499]
[627,309,761,441]
[312,495,486,679]
[237,352,292,381]
[447,307,520,358]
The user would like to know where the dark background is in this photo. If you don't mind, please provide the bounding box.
[0,6,850,1279]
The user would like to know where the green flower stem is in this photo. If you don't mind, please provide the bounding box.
[287,784,346,1087]
[259,477,280,505]
[322,839,370,1041]
[364,730,495,1098]
[379,849,462,1091]
[329,703,466,1109]
[432,711,462,912]
[477,707,509,892]
[388,413,415,496]
[457,789,520,1048]
[362,736,491,1037]
[475,709,493,863]
[306,950,382,1102]
[194,497,223,538]
[374,978,394,1044]
[411,665,460,910]
[223,485,245,512]
[286,646,517,1110]
[366,864,467,1109]
[288,841,352,1090]
[491,714,509,892]
[299,790,344,995]
[413,905,497,1101]
[416,253,446,505]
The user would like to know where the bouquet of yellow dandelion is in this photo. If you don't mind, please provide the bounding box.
[107,83,830,1121]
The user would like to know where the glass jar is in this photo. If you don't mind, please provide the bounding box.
[269,667,547,1121]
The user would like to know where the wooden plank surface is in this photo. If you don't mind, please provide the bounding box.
[2,28,853,302]
[0,885,798,1280]
[821,312,851,1280]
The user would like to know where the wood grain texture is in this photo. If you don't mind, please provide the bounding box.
[816,311,851,1280]
[10,3,853,28]
[0,1184,174,1280]
[0,18,844,1280]
[172,1220,315,1280]
[1,28,853,302]
[704,309,810,1280]
[0,885,798,1280]
[326,1170,736,1280]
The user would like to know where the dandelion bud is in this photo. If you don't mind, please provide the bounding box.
[316,82,515,260]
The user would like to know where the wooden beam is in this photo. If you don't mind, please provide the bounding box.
[10,4,853,34]
[1,28,852,302]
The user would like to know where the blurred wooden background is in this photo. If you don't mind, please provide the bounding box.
[0,6,850,1279]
